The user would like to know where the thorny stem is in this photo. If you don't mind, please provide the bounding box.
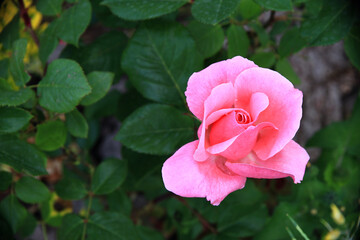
[81,192,94,240]
[174,195,218,235]
[18,0,39,46]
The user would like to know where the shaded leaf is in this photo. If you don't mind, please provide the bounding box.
[122,21,202,105]
[65,109,88,138]
[0,107,33,134]
[0,195,27,233]
[101,0,187,21]
[227,24,249,57]
[35,120,67,151]
[344,26,360,71]
[0,135,47,175]
[36,0,64,16]
[81,71,114,106]
[187,21,224,59]
[54,0,91,46]
[38,59,91,113]
[254,0,292,11]
[275,58,301,85]
[116,104,193,155]
[278,28,307,57]
[236,0,262,19]
[300,0,355,46]
[15,176,50,204]
[92,158,127,195]
[55,177,87,200]
[191,0,241,24]
[0,171,12,191]
[0,14,19,50]
[87,211,140,240]
[250,51,276,68]
[9,39,30,86]
[57,214,84,240]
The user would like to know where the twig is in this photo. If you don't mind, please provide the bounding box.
[264,11,275,29]
[174,195,217,234]
[18,0,39,46]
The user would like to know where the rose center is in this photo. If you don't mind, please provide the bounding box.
[235,110,251,124]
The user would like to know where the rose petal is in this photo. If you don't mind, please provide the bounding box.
[235,67,303,159]
[208,122,277,161]
[185,56,257,120]
[225,140,310,183]
[162,141,247,205]
[193,83,235,162]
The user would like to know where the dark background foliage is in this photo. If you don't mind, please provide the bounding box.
[0,0,359,239]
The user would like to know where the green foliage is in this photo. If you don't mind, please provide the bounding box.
[36,0,64,16]
[55,176,87,200]
[91,158,127,195]
[1,0,359,239]
[227,24,250,57]
[300,0,355,46]
[9,39,30,86]
[35,120,67,151]
[0,135,47,175]
[38,59,91,113]
[116,104,193,155]
[254,0,292,11]
[191,0,241,25]
[81,72,114,106]
[0,107,32,134]
[102,0,187,21]
[15,177,50,204]
[122,21,203,105]
[187,21,225,59]
[66,109,89,138]
[344,26,360,71]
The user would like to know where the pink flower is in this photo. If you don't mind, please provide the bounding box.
[162,56,310,205]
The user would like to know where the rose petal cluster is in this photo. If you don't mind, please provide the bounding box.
[162,56,310,205]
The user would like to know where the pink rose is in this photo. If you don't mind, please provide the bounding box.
[162,56,310,205]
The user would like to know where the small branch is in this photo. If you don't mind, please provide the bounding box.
[174,195,217,235]
[264,11,275,29]
[18,0,39,46]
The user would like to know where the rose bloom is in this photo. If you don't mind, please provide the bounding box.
[162,56,310,205]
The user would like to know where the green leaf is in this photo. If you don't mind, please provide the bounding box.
[0,171,12,191]
[116,104,193,155]
[0,107,33,134]
[0,87,33,107]
[87,211,140,240]
[248,22,269,46]
[57,214,84,240]
[0,59,9,79]
[122,21,202,105]
[55,176,87,200]
[344,26,360,71]
[107,190,132,217]
[275,59,301,85]
[101,0,187,21]
[137,226,163,240]
[236,0,262,20]
[36,0,64,16]
[39,22,59,63]
[9,39,30,86]
[0,14,19,50]
[54,0,91,46]
[65,109,88,138]
[187,21,224,59]
[81,71,114,106]
[300,0,355,46]
[250,51,276,68]
[227,24,249,58]
[35,120,67,151]
[278,28,307,57]
[254,0,292,11]
[15,177,50,204]
[38,59,91,113]
[69,32,127,78]
[0,195,27,234]
[17,213,37,238]
[0,135,47,175]
[191,0,241,25]
[92,158,127,195]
